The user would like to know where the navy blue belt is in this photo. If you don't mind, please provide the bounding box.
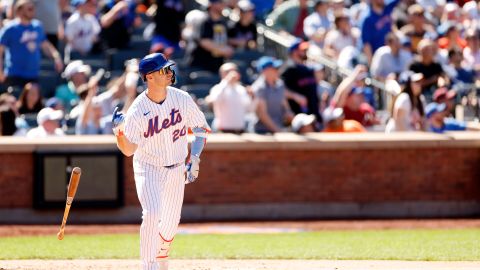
[164,162,182,169]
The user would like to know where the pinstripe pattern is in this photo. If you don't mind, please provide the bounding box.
[123,86,209,270]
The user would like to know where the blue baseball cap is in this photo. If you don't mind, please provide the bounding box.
[256,56,283,72]
[349,87,365,96]
[139,53,175,77]
[71,0,88,7]
[425,102,447,119]
[288,39,309,54]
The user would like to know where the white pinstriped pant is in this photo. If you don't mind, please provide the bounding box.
[134,160,186,270]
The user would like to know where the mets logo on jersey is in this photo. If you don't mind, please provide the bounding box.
[143,108,187,142]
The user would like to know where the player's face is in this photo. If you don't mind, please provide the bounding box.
[150,66,174,86]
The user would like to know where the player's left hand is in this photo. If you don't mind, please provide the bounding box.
[185,155,200,184]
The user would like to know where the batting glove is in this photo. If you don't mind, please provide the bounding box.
[185,155,200,184]
[112,106,125,137]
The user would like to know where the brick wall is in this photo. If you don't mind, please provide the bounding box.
[1,145,479,209]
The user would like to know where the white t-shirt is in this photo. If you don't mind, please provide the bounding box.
[324,29,357,54]
[65,12,101,53]
[386,92,424,133]
[26,126,64,138]
[124,87,209,167]
[208,82,252,130]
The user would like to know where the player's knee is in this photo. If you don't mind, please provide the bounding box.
[142,210,161,225]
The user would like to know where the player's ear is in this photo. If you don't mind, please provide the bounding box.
[146,74,154,82]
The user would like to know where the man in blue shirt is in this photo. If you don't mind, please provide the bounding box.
[426,102,467,133]
[0,0,63,94]
[361,0,401,64]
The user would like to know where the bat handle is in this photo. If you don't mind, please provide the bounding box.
[57,198,72,240]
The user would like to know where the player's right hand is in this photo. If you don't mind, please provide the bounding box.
[112,106,125,137]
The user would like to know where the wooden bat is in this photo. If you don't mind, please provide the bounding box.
[57,167,81,240]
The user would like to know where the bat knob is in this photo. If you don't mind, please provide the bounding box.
[57,231,64,240]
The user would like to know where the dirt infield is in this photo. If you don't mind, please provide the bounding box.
[2,259,480,270]
[1,219,480,237]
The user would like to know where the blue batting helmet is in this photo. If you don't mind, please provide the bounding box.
[138,53,176,84]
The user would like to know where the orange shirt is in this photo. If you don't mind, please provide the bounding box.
[323,120,366,133]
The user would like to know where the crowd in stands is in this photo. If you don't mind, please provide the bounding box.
[0,0,479,137]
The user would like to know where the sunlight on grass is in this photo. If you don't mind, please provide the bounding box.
[0,229,479,261]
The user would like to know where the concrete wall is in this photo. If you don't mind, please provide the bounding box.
[0,133,479,224]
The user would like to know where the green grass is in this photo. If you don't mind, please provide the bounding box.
[0,229,479,261]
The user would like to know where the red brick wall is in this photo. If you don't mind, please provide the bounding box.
[0,154,33,207]
[1,147,479,208]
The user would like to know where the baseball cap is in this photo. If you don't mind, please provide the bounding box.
[288,39,309,54]
[408,4,425,16]
[349,87,365,96]
[322,107,344,123]
[238,0,255,12]
[37,107,64,125]
[291,113,316,132]
[256,56,283,72]
[15,0,33,11]
[71,0,89,7]
[433,87,456,102]
[425,102,447,119]
[62,60,91,79]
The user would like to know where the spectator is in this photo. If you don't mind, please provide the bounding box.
[312,63,333,113]
[370,32,413,81]
[432,87,456,116]
[0,105,17,135]
[360,0,401,63]
[17,82,43,114]
[72,69,127,135]
[331,65,379,128]
[385,72,426,132]
[409,39,445,94]
[281,39,321,124]
[291,113,317,134]
[26,107,65,137]
[252,56,294,134]
[190,0,233,72]
[206,62,252,134]
[443,48,475,87]
[425,102,468,133]
[303,0,331,47]
[463,29,480,76]
[181,9,208,65]
[462,1,479,30]
[33,0,62,48]
[323,10,358,59]
[148,0,185,57]
[99,0,139,49]
[55,60,91,113]
[0,0,63,93]
[437,22,467,51]
[322,106,366,133]
[228,0,257,50]
[399,4,436,53]
[265,0,314,37]
[0,92,26,136]
[64,0,101,56]
[250,0,276,20]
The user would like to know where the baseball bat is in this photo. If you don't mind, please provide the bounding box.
[57,167,82,240]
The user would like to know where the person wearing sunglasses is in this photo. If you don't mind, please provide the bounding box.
[111,52,210,270]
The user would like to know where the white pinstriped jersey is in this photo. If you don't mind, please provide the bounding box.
[124,87,209,167]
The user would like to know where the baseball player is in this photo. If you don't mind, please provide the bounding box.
[112,53,210,270]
